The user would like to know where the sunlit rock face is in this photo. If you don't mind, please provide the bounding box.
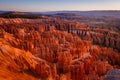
[0,18,120,80]
[0,18,43,25]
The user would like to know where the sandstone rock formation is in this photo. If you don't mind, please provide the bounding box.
[0,18,120,80]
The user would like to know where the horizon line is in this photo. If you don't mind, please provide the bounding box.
[0,9,120,13]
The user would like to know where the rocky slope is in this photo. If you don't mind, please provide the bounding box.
[0,18,120,80]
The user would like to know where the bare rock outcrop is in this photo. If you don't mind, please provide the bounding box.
[0,18,120,80]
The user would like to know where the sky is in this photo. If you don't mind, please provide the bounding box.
[0,0,120,12]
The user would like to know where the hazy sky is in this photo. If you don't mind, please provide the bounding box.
[0,0,120,12]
